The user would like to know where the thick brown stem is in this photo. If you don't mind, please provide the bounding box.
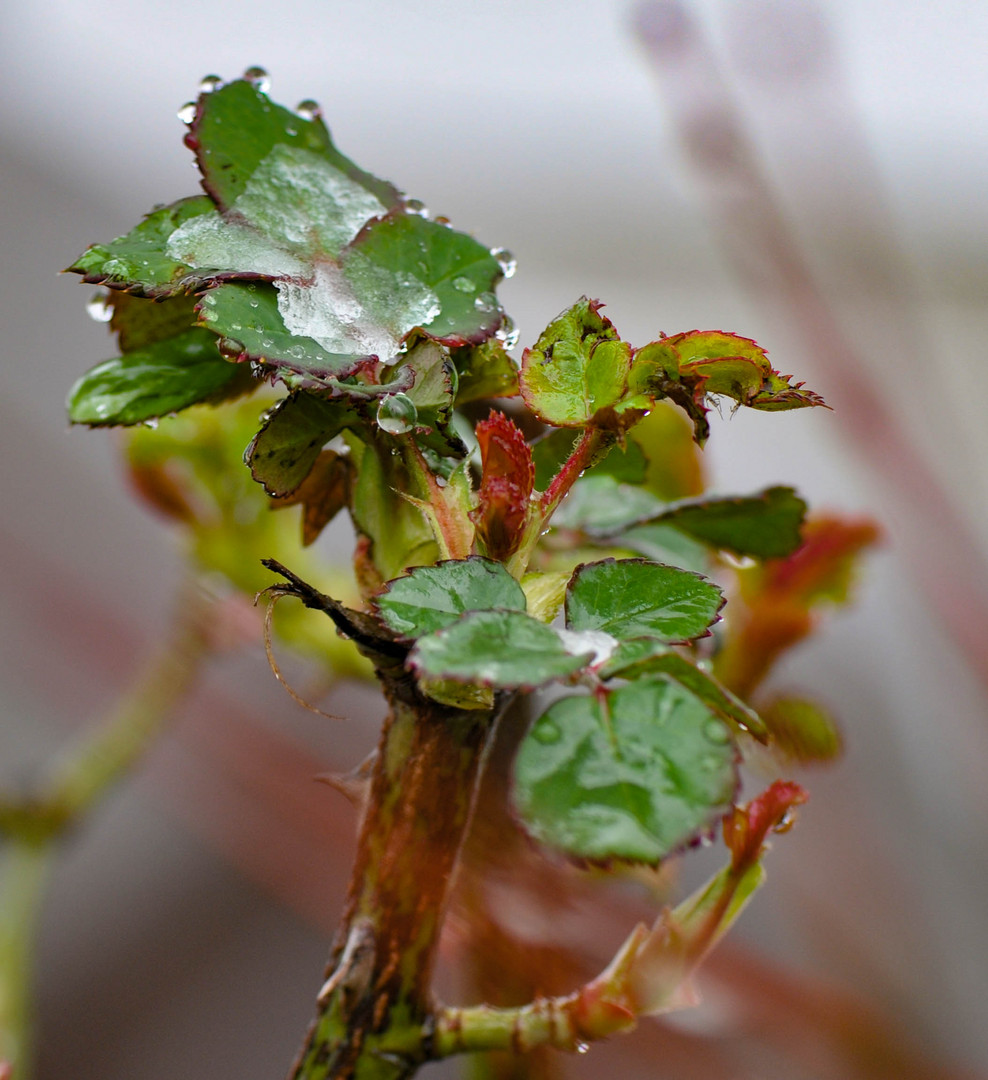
[290,674,505,1080]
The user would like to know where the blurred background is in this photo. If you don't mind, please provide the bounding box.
[1,1,987,1077]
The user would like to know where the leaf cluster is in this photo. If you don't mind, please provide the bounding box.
[66,72,840,870]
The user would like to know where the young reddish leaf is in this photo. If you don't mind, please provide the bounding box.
[270,449,351,547]
[520,298,632,427]
[722,780,808,872]
[470,411,535,560]
[714,514,882,697]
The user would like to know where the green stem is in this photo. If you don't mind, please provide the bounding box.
[290,677,506,1080]
[0,842,52,1080]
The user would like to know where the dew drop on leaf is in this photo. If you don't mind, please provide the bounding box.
[452,276,476,293]
[177,102,196,125]
[533,718,562,745]
[142,417,159,430]
[217,336,245,358]
[404,198,429,217]
[474,292,497,314]
[434,215,452,228]
[376,393,418,435]
[296,99,322,120]
[576,1043,589,1055]
[490,247,517,279]
[86,290,112,323]
[243,66,271,93]
[703,718,731,745]
[198,74,223,94]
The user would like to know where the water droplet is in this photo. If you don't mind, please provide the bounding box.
[296,99,322,121]
[474,292,497,314]
[177,101,196,125]
[452,276,475,293]
[490,247,517,278]
[495,314,519,350]
[699,832,714,847]
[575,1042,589,1055]
[86,290,113,323]
[142,417,159,430]
[699,754,722,773]
[249,299,259,309]
[533,718,561,745]
[198,74,223,94]
[243,66,270,93]
[435,475,448,488]
[434,215,452,228]
[703,718,731,745]
[285,126,297,137]
[217,336,245,358]
[376,393,418,435]
[773,809,795,834]
[404,198,428,217]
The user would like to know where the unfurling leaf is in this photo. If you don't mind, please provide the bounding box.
[566,558,723,643]
[409,609,590,689]
[374,557,527,639]
[512,679,738,863]
[722,780,808,871]
[470,411,535,560]
[628,330,827,444]
[449,339,519,404]
[520,298,632,427]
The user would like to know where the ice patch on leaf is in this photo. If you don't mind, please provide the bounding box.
[276,258,440,360]
[167,211,306,278]
[556,628,618,665]
[234,145,388,255]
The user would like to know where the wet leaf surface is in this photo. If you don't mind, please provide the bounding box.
[513,679,738,863]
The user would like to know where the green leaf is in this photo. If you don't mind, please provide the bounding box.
[512,679,738,863]
[189,78,399,213]
[758,696,843,763]
[531,428,579,491]
[245,392,356,496]
[375,557,527,638]
[409,609,591,688]
[566,558,723,643]
[599,641,768,742]
[520,298,632,426]
[67,329,244,426]
[450,340,519,404]
[552,475,665,535]
[352,214,503,345]
[67,196,215,297]
[656,487,806,560]
[617,523,710,575]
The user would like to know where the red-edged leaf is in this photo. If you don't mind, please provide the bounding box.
[269,449,351,546]
[470,410,535,561]
[722,780,808,871]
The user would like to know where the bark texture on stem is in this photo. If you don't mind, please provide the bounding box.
[290,673,504,1080]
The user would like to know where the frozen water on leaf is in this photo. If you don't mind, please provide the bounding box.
[242,66,271,93]
[276,258,440,360]
[199,74,223,94]
[490,247,517,279]
[86,290,113,323]
[167,211,306,278]
[376,393,418,435]
[295,99,321,120]
[556,628,618,665]
[177,102,196,125]
[234,145,387,256]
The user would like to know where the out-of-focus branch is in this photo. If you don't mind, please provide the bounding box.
[633,0,988,690]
